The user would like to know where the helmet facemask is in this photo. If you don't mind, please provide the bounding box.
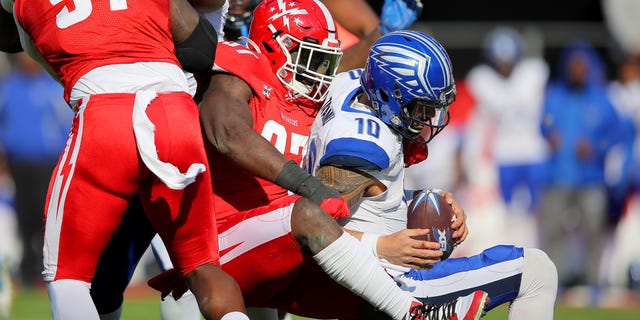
[272,27,342,102]
[249,0,343,104]
[399,93,454,143]
[368,82,455,144]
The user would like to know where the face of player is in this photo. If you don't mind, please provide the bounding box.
[290,44,340,94]
[402,98,450,138]
[281,36,342,103]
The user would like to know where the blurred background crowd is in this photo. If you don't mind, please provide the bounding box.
[408,0,640,309]
[0,0,639,317]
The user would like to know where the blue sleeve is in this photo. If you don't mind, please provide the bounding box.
[319,137,390,171]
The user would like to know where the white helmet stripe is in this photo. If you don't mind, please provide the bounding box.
[314,0,337,40]
[395,30,454,90]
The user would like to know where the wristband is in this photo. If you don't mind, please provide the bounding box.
[275,161,340,204]
[360,233,381,258]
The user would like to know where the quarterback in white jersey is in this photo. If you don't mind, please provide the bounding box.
[304,30,558,319]
[308,68,409,237]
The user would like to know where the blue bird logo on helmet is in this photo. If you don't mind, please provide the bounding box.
[361,30,455,143]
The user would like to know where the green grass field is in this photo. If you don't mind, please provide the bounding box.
[9,286,640,320]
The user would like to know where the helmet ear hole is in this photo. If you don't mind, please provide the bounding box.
[262,42,275,53]
[378,89,389,102]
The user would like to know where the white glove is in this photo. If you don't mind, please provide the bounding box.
[379,0,423,34]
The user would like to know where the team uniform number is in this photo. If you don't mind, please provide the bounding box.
[51,0,128,28]
[262,120,308,156]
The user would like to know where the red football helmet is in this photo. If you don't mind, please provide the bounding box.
[248,0,342,102]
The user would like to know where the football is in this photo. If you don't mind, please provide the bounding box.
[407,189,456,260]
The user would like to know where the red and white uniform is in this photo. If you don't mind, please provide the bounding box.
[200,41,356,316]
[209,41,316,221]
[13,0,218,282]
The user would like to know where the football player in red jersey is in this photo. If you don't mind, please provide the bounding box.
[2,0,249,319]
[196,0,437,318]
[87,1,485,319]
[147,1,488,320]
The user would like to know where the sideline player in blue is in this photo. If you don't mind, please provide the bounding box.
[303,30,559,319]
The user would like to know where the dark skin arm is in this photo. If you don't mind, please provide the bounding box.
[170,0,201,42]
[188,0,226,11]
[199,73,290,182]
[314,165,381,208]
[321,0,378,38]
[168,2,247,319]
[315,164,441,268]
[170,0,226,42]
[337,29,383,73]
[321,0,383,73]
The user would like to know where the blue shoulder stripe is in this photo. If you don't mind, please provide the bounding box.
[320,137,390,170]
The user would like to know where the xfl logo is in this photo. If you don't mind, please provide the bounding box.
[434,227,449,252]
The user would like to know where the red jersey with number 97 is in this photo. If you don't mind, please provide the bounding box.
[208,41,320,224]
[13,0,179,101]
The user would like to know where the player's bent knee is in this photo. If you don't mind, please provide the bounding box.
[524,248,558,293]
[291,198,342,252]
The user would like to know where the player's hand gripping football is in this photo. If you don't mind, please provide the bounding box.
[379,0,424,34]
[441,191,469,246]
[377,229,444,269]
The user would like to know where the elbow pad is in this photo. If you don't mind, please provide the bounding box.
[174,15,217,74]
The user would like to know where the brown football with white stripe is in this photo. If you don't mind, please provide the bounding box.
[407,190,456,260]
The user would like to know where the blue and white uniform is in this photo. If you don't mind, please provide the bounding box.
[304,70,526,310]
[306,69,407,236]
